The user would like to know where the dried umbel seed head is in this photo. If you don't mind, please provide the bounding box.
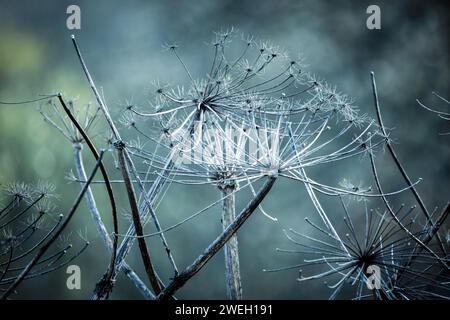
[34,181,57,198]
[129,29,371,132]
[120,112,137,128]
[39,98,101,144]
[34,199,56,215]
[124,30,383,193]
[0,228,17,246]
[0,180,88,295]
[4,182,32,201]
[266,200,450,300]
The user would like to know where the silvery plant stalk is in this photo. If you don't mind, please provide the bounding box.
[219,180,242,300]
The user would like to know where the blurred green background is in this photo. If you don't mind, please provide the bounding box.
[0,0,448,299]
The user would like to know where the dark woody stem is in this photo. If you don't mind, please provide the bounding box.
[157,175,276,300]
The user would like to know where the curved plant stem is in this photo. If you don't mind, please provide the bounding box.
[116,144,162,295]
[71,35,178,298]
[57,94,119,296]
[73,143,154,299]
[370,71,446,255]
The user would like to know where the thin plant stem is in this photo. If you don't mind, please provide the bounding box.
[70,36,179,297]
[116,143,162,295]
[72,142,154,299]
[57,94,119,292]
[370,71,446,255]
[368,142,449,270]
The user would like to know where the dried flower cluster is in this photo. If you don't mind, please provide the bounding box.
[0,29,447,300]
[0,182,88,295]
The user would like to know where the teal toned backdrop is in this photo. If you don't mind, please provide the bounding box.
[0,0,448,299]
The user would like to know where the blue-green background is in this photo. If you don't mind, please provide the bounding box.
[0,0,448,299]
